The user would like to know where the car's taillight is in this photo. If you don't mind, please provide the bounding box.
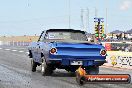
[100,49,106,56]
[50,48,57,54]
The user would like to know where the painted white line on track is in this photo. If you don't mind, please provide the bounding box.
[19,51,24,52]
[26,52,29,54]
[12,50,17,51]
[5,49,10,51]
[19,48,26,49]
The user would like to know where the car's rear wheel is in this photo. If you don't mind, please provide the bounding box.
[85,66,99,74]
[41,58,53,76]
[65,66,79,72]
[28,50,32,58]
[31,59,37,72]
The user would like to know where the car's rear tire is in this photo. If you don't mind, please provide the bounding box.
[65,66,79,73]
[85,66,99,74]
[41,58,53,76]
[31,59,37,72]
[28,50,32,58]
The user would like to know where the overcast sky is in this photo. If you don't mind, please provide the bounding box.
[0,0,132,36]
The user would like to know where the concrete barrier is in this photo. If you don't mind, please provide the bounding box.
[0,35,39,46]
[103,51,132,69]
[0,41,31,46]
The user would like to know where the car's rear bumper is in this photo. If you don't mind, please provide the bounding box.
[47,59,106,66]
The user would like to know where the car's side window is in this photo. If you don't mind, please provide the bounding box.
[43,32,48,40]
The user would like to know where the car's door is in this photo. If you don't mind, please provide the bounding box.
[37,31,45,53]
[32,31,45,62]
[39,31,51,60]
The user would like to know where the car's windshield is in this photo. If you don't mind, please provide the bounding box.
[45,31,87,41]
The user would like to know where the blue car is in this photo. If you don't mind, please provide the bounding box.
[28,29,106,76]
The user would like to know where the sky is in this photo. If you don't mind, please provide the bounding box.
[0,0,132,36]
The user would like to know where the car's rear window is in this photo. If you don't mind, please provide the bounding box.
[46,31,87,41]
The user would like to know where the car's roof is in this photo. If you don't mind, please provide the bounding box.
[46,29,86,34]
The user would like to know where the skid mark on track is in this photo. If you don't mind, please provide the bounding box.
[0,64,31,88]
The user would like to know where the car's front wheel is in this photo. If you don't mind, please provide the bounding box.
[31,59,37,72]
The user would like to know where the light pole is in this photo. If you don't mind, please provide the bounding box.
[81,9,84,30]
[27,0,30,7]
[105,8,108,34]
[86,8,89,32]
[68,0,71,29]
[95,7,98,17]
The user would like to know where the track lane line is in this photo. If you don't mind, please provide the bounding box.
[5,49,10,51]
[19,51,24,52]
[12,50,17,51]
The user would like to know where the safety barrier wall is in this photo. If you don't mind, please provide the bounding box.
[0,41,30,46]
[103,51,132,69]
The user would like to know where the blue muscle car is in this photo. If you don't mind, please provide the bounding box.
[28,29,106,76]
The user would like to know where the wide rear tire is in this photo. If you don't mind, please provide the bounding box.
[41,58,53,76]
